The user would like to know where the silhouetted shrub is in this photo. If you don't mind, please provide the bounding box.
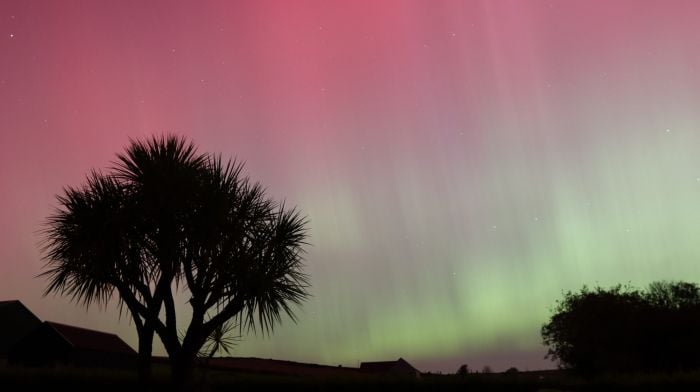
[542,281,700,373]
[456,364,468,376]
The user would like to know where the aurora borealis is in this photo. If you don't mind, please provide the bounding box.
[3,0,700,372]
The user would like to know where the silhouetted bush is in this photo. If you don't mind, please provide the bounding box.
[542,281,700,373]
[456,364,469,376]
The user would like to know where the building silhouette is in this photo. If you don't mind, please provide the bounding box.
[0,300,42,366]
[1,300,135,369]
[360,358,421,378]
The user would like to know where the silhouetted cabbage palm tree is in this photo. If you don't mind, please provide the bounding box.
[42,135,310,390]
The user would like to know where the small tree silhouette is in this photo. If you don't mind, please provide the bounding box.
[42,135,310,389]
[456,364,469,376]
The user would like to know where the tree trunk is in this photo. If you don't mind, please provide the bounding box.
[137,327,154,389]
[171,349,197,392]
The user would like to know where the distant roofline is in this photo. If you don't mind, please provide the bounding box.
[210,356,355,369]
[43,321,135,354]
[160,356,422,374]
[361,357,407,365]
[44,321,121,338]
[360,357,420,373]
[0,299,41,322]
[44,321,77,349]
[361,360,400,365]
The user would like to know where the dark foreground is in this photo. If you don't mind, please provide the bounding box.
[4,367,700,391]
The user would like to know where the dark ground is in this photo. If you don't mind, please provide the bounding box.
[4,366,700,391]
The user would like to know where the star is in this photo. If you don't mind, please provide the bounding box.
[9,33,14,39]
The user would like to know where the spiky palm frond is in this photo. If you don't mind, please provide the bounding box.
[199,320,239,359]
[113,135,210,284]
[113,135,207,185]
[40,171,135,308]
[181,155,310,336]
[241,206,310,334]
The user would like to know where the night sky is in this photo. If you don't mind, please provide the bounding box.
[3,0,700,373]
